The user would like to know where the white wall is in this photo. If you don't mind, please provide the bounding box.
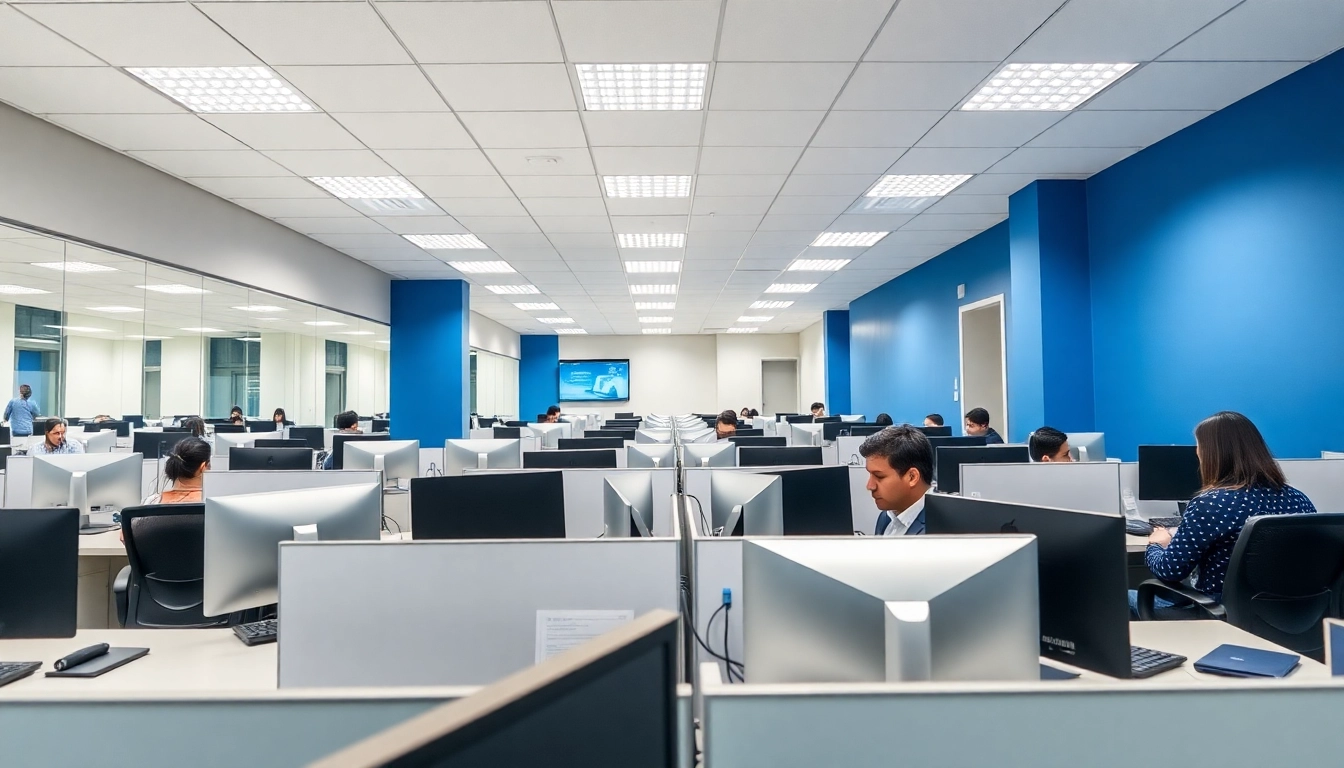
[716,333,801,414]
[798,320,826,412]
[559,335,718,418]
[159,336,203,417]
[347,343,389,417]
[0,300,14,403]
[474,349,519,420]
[63,335,142,417]
[469,312,520,359]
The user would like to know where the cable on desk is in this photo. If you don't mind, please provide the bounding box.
[686,494,710,535]
[679,583,743,680]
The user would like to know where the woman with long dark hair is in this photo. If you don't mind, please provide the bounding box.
[145,436,211,505]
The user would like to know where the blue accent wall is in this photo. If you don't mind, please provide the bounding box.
[389,280,469,444]
[850,223,1011,425]
[519,334,559,422]
[823,310,851,415]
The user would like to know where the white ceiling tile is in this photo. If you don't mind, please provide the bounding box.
[697,146,804,175]
[312,233,414,249]
[689,231,755,248]
[887,147,1015,174]
[604,198,690,216]
[457,112,586,149]
[793,147,905,174]
[424,64,577,111]
[551,234,617,248]
[522,198,609,217]
[591,146,699,175]
[379,1,562,64]
[702,111,825,147]
[836,63,997,110]
[480,233,553,248]
[487,148,596,177]
[901,213,1007,230]
[377,149,495,176]
[1162,0,1344,62]
[1028,110,1212,148]
[233,198,364,218]
[689,215,765,232]
[263,149,395,176]
[45,114,245,151]
[917,112,1065,148]
[691,197,775,215]
[0,67,184,114]
[130,150,291,177]
[988,146,1138,175]
[610,215,687,234]
[0,6,102,66]
[1011,0,1240,62]
[1082,61,1305,111]
[197,2,411,65]
[880,229,978,246]
[718,0,894,62]
[710,63,854,110]
[757,215,834,231]
[768,196,856,216]
[955,173,1086,195]
[204,114,363,151]
[504,175,603,196]
[455,216,540,234]
[535,216,612,233]
[693,175,788,197]
[277,66,447,112]
[411,176,516,198]
[922,195,1008,215]
[810,111,943,147]
[821,214,916,231]
[372,216,469,235]
[581,111,703,147]
[333,113,475,150]
[189,176,327,199]
[866,0,1066,62]
[433,198,529,217]
[275,217,393,235]
[553,0,720,62]
[17,3,260,67]
[778,174,881,196]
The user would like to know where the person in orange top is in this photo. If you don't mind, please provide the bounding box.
[145,436,210,505]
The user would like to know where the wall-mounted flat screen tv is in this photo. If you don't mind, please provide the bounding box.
[559,359,630,402]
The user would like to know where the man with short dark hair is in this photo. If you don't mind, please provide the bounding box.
[715,410,738,441]
[924,413,944,427]
[964,407,1003,444]
[859,426,933,536]
[1029,426,1073,462]
[322,410,361,469]
[544,405,561,423]
[810,402,825,418]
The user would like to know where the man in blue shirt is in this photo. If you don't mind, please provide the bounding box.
[4,384,40,437]
[963,407,1004,444]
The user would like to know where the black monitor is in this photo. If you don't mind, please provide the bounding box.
[287,426,326,451]
[917,425,953,437]
[132,430,192,460]
[204,418,232,425]
[814,416,842,424]
[536,413,550,423]
[614,412,636,420]
[586,430,635,440]
[604,421,641,430]
[0,445,9,471]
[332,433,390,470]
[1138,445,1202,502]
[523,449,618,469]
[494,426,523,439]
[229,447,314,470]
[928,435,988,477]
[411,472,566,539]
[161,426,189,433]
[505,421,529,428]
[848,425,887,437]
[925,495,1133,678]
[774,413,799,421]
[738,446,823,467]
[476,417,498,429]
[784,414,814,424]
[762,465,854,536]
[822,421,864,441]
[559,437,624,450]
[254,438,308,449]
[0,424,9,444]
[0,507,78,638]
[121,414,145,429]
[247,420,278,433]
[729,436,786,448]
[213,423,246,434]
[372,418,390,433]
[64,417,82,426]
[82,420,130,437]
[732,428,764,437]
[935,445,1030,495]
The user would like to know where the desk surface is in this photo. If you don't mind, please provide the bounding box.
[79,529,411,558]
[1126,534,1150,553]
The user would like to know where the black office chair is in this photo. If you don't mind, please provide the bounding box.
[113,504,228,629]
[1137,513,1344,661]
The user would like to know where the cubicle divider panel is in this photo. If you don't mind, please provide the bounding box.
[960,461,1123,515]
[691,536,745,678]
[463,467,676,537]
[418,447,445,478]
[835,436,866,466]
[277,538,681,688]
[848,466,879,534]
[1116,462,1181,518]
[1280,459,1344,513]
[203,470,383,499]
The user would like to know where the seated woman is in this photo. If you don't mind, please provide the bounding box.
[1133,411,1317,618]
[229,405,245,426]
[144,437,210,505]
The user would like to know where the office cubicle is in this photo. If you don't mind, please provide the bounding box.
[462,466,677,538]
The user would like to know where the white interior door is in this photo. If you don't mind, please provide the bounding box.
[959,296,1008,438]
[761,359,799,417]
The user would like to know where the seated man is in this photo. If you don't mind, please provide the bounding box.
[544,405,561,424]
[874,413,894,426]
[1029,426,1073,462]
[321,410,361,470]
[859,425,933,537]
[714,410,738,441]
[924,413,944,427]
[963,407,1003,444]
[810,402,826,419]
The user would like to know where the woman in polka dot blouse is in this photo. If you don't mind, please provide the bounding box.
[1132,411,1317,619]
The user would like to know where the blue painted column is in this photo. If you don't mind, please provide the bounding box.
[823,310,851,415]
[390,280,470,444]
[1007,180,1095,441]
[519,334,559,422]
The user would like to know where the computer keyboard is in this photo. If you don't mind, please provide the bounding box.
[0,661,42,688]
[1130,646,1187,678]
[1125,519,1154,537]
[1148,517,1183,529]
[233,619,278,646]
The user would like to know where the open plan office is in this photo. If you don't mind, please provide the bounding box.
[2,1,1344,765]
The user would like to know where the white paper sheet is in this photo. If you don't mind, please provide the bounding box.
[535,609,636,663]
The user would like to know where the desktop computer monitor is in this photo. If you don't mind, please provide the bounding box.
[789,423,825,447]
[683,442,735,468]
[586,429,633,440]
[121,415,145,429]
[627,444,676,469]
[214,431,261,457]
[822,421,862,442]
[411,472,566,539]
[529,422,568,449]
[559,437,624,451]
[935,445,1030,495]
[614,412,636,420]
[848,425,886,437]
[475,416,498,429]
[82,428,118,454]
[0,507,78,638]
[917,425,953,438]
[814,416,841,424]
[784,414,814,424]
[1068,432,1107,462]
[603,472,655,538]
[775,413,799,423]
[729,436,786,448]
[738,446,823,467]
[494,426,523,439]
[31,453,142,530]
[445,439,522,475]
[229,447,314,471]
[762,465,853,536]
[709,472,783,536]
[331,433,391,470]
[287,426,326,451]
[925,494,1133,679]
[1138,445,1202,502]
[839,415,865,423]
[928,435,988,477]
[372,418,390,433]
[247,420,278,433]
[733,428,764,438]
[254,438,307,450]
[524,449,618,469]
[635,429,672,444]
[307,611,679,768]
[203,483,382,616]
[343,440,420,487]
[212,423,246,435]
[743,537,1039,683]
[133,430,192,460]
[81,420,130,438]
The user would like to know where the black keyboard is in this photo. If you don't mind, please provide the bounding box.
[1131,646,1187,678]
[233,619,278,646]
[1148,517,1183,529]
[1125,519,1153,536]
[0,661,41,688]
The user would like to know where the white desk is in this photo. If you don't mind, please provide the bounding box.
[1069,620,1330,683]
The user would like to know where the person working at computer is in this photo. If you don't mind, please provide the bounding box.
[874,413,894,426]
[182,416,207,440]
[810,402,826,418]
[924,414,944,427]
[229,405,245,425]
[29,418,84,455]
[1028,427,1073,462]
[3,383,40,437]
[544,405,561,423]
[739,407,753,421]
[715,410,738,441]
[963,408,1003,444]
[1134,411,1317,619]
[859,425,933,537]
[273,407,288,426]
[143,437,210,505]
[321,410,362,470]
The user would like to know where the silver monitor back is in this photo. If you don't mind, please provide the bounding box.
[215,431,262,457]
[344,439,420,485]
[684,442,736,468]
[743,537,1039,684]
[82,429,117,454]
[709,472,782,536]
[635,428,672,444]
[840,415,865,423]
[1068,432,1107,462]
[602,471,655,538]
[443,439,521,475]
[31,453,143,527]
[203,482,382,616]
[790,423,825,447]
[627,444,676,469]
[528,422,567,449]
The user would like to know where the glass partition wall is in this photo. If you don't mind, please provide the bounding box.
[0,222,388,427]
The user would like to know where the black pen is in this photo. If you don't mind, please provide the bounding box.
[54,643,110,671]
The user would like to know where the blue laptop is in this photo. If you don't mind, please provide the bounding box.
[1193,644,1300,678]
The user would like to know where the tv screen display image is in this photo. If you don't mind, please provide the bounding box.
[559,359,630,402]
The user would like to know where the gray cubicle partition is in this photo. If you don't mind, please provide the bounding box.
[683,466,880,536]
[463,467,677,537]
[1280,459,1344,513]
[277,538,682,688]
[960,461,1123,515]
[203,469,382,499]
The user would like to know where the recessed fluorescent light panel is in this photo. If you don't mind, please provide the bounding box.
[232,305,285,313]
[448,261,515,274]
[138,284,210,295]
[624,261,681,274]
[576,63,708,111]
[302,321,346,327]
[308,176,424,200]
[87,306,143,313]
[405,234,488,249]
[334,331,375,336]
[764,284,816,294]
[485,285,540,295]
[618,233,686,248]
[603,176,692,198]
[514,303,559,311]
[638,317,673,323]
[126,67,316,113]
[0,285,51,295]
[180,327,224,333]
[629,284,677,295]
[634,302,675,310]
[810,232,887,248]
[45,325,109,333]
[642,328,672,335]
[555,328,587,335]
[737,316,773,323]
[865,174,972,198]
[127,335,172,340]
[751,300,793,309]
[788,259,850,272]
[30,261,117,273]
[727,328,758,334]
[537,317,574,324]
[961,63,1137,111]
[236,337,262,342]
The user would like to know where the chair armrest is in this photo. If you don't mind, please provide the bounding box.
[113,565,131,627]
[1137,579,1226,621]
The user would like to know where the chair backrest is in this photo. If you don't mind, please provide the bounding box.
[1223,512,1344,661]
[121,503,227,629]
